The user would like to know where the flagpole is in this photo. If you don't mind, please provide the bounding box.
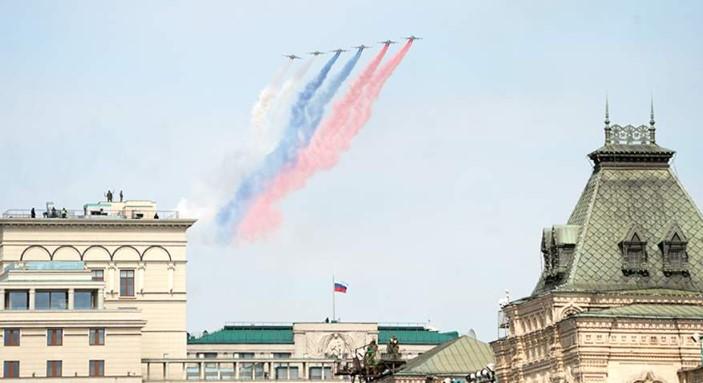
[332,274,336,321]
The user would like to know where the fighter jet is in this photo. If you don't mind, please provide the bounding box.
[352,44,371,51]
[283,54,301,60]
[404,35,423,41]
[379,40,397,45]
[330,48,347,54]
[308,50,325,56]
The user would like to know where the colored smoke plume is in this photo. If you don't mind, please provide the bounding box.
[217,52,342,231]
[237,41,413,241]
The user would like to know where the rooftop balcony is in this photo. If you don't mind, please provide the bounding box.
[2,200,179,220]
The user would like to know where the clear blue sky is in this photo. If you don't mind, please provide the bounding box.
[1,0,702,341]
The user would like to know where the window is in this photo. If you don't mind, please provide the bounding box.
[47,328,63,346]
[91,269,104,281]
[5,290,28,310]
[238,353,255,359]
[46,361,62,377]
[3,361,19,378]
[309,367,332,380]
[660,227,690,276]
[90,328,105,345]
[273,353,291,359]
[120,270,135,296]
[89,360,104,377]
[275,366,299,380]
[619,230,648,276]
[4,329,20,346]
[36,290,68,310]
[75,290,98,309]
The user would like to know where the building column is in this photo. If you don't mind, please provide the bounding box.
[0,289,5,310]
[199,361,205,380]
[68,288,74,309]
[98,288,105,309]
[235,362,239,380]
[29,288,35,310]
[302,362,307,379]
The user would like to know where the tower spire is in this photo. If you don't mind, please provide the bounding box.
[648,96,656,144]
[604,96,610,126]
[604,96,613,144]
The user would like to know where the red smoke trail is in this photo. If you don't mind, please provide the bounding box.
[237,41,413,241]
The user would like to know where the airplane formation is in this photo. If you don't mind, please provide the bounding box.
[283,36,421,60]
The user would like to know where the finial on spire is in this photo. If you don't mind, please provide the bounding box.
[604,96,610,126]
[649,96,655,127]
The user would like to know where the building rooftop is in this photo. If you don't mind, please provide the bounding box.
[187,323,460,346]
[395,335,494,377]
[532,111,703,295]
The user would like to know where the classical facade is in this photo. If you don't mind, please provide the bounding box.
[0,200,195,381]
[491,108,703,383]
[181,322,459,380]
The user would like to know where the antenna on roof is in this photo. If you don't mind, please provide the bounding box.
[650,95,656,127]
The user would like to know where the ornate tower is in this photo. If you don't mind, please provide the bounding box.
[491,106,703,383]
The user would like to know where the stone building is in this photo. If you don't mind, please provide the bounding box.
[0,200,194,381]
[491,107,703,383]
[182,322,459,380]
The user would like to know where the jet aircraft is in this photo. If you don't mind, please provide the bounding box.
[308,50,325,56]
[404,35,423,41]
[330,48,347,54]
[352,44,371,50]
[379,40,397,45]
[283,54,301,60]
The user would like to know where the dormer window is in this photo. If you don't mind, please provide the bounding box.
[620,229,649,276]
[659,225,689,277]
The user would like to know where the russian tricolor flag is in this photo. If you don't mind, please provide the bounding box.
[334,282,348,293]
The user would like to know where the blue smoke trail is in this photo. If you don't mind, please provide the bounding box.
[217,52,342,227]
[300,48,363,146]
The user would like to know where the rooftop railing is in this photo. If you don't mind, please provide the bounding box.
[2,208,179,220]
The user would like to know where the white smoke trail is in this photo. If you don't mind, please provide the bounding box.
[177,60,303,243]
[265,58,315,154]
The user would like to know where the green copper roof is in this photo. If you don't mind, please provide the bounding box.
[577,304,703,319]
[188,325,294,345]
[396,336,494,376]
[378,326,459,345]
[532,127,703,295]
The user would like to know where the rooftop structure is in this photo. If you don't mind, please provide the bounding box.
[534,103,703,295]
[387,335,494,382]
[188,323,459,346]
